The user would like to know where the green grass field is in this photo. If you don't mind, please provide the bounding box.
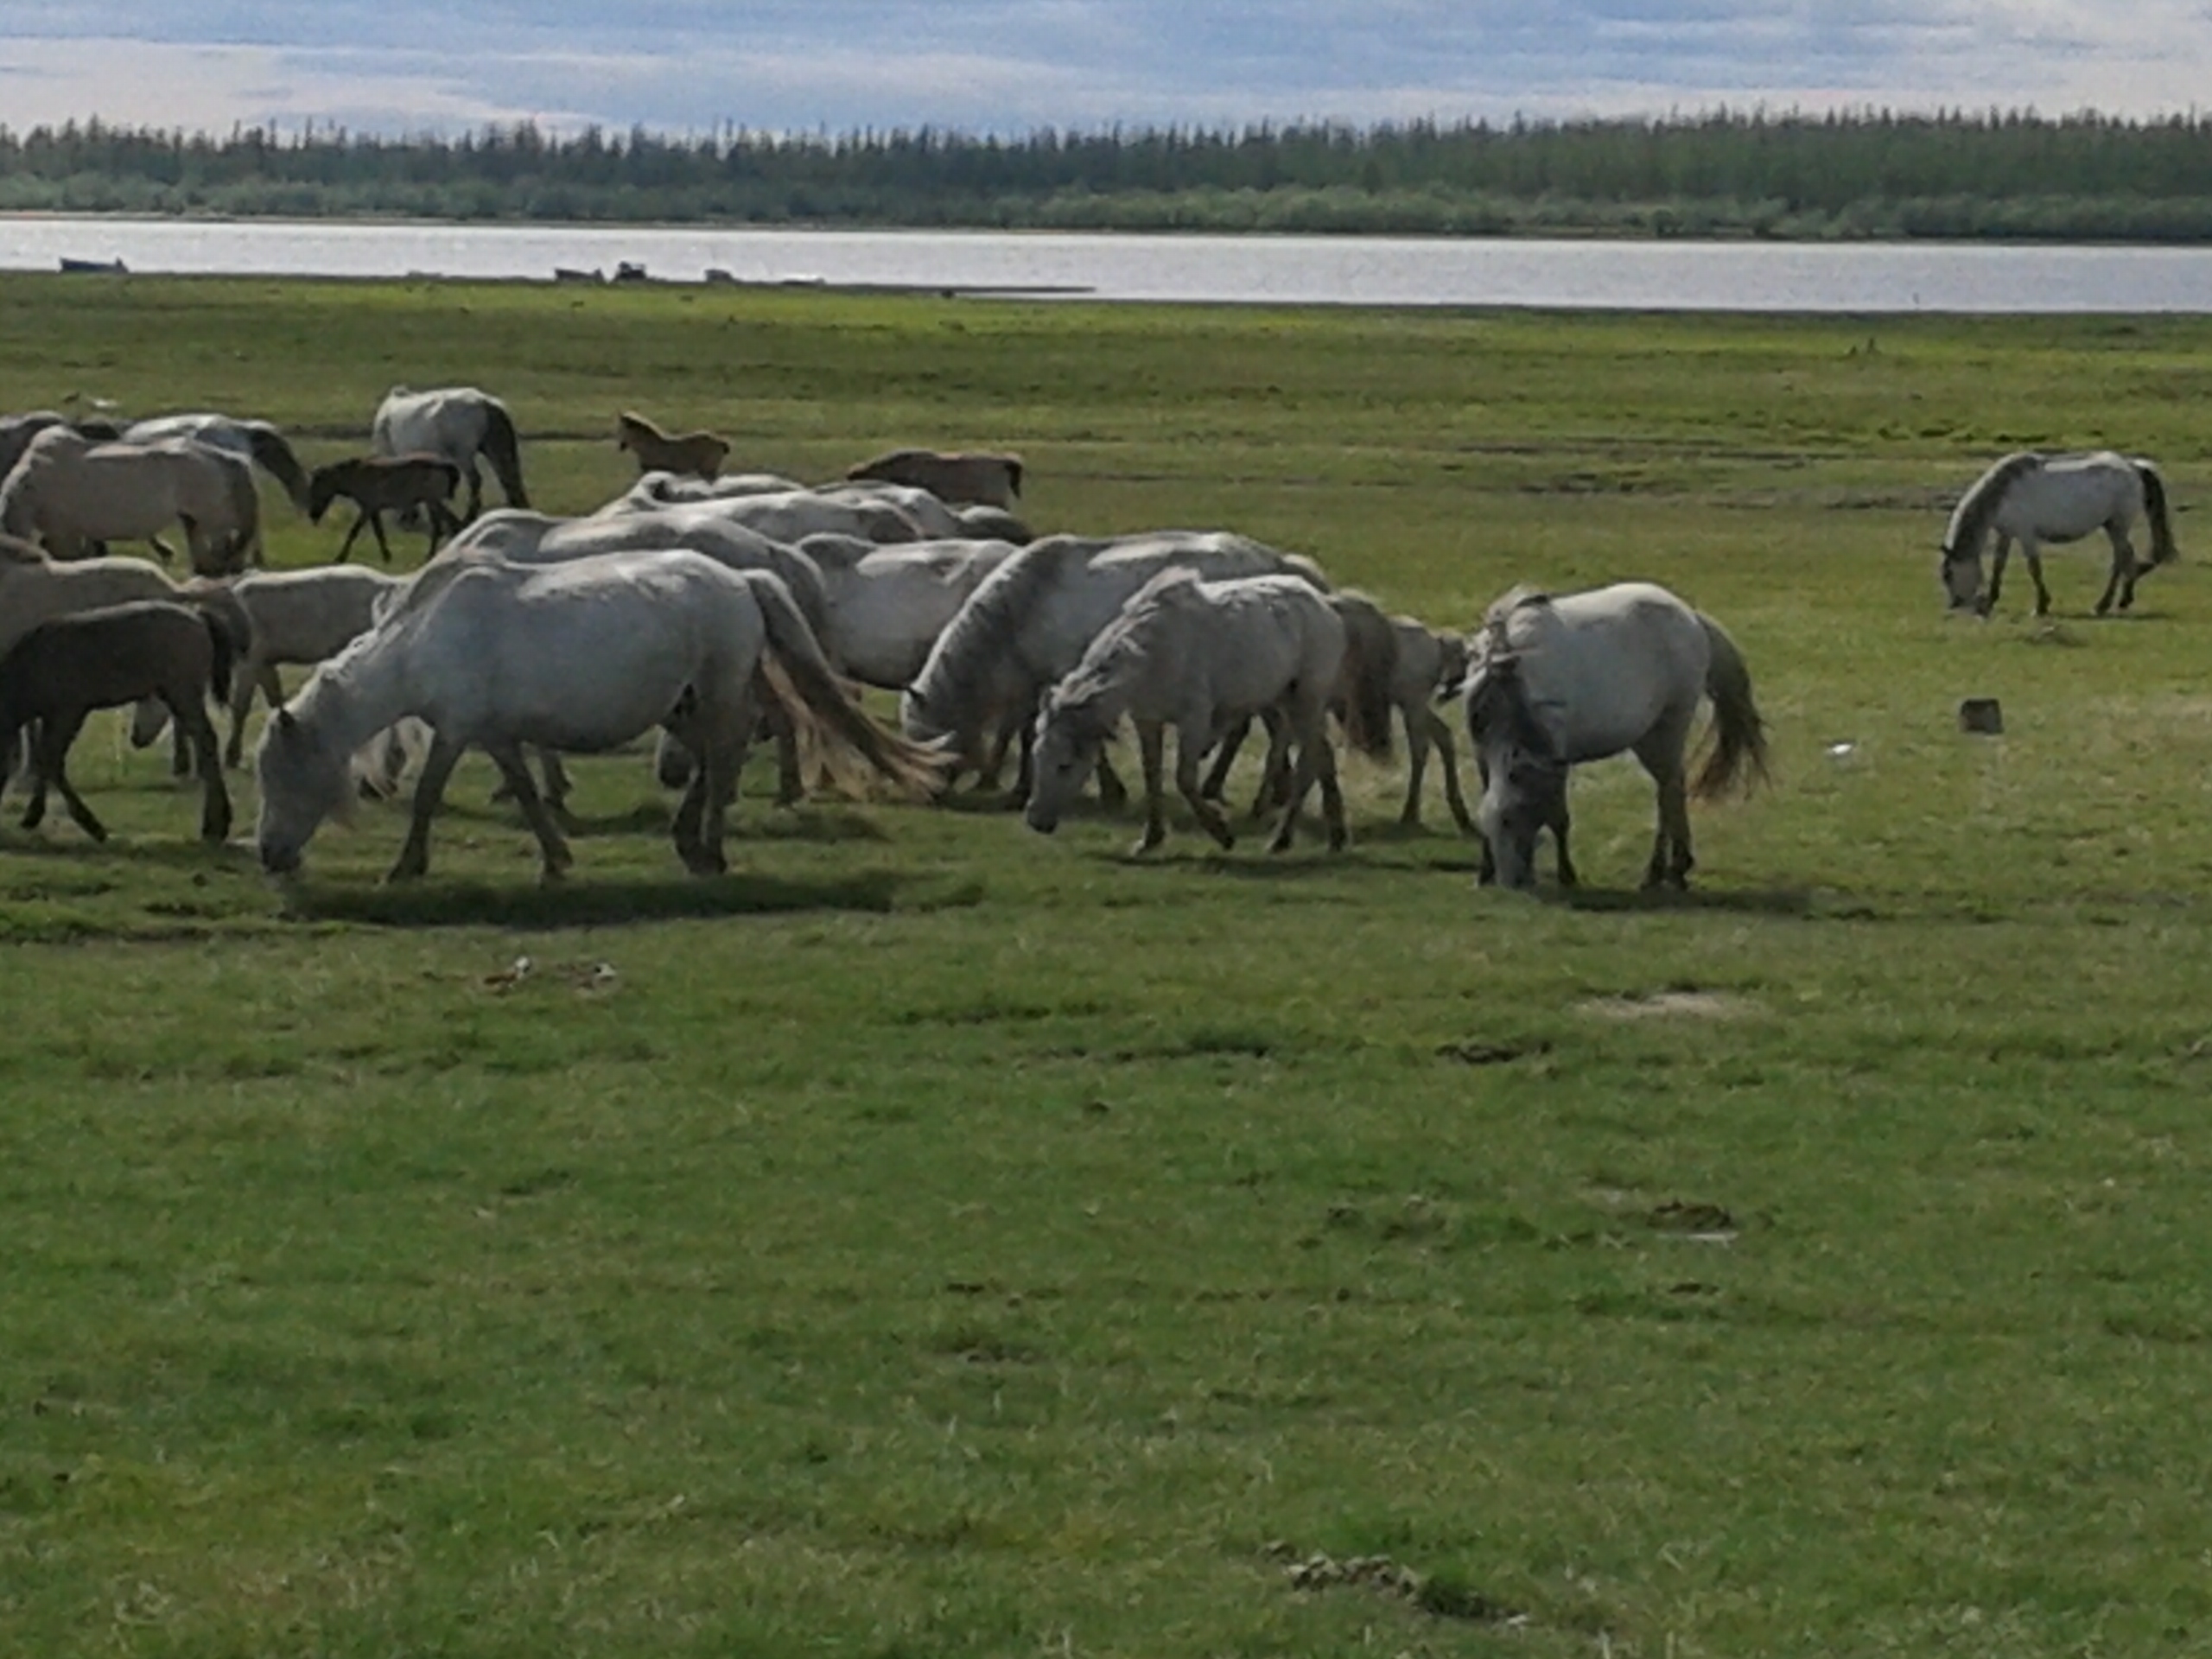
[5,275,2212,1656]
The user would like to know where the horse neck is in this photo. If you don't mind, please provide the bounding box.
[292,625,417,759]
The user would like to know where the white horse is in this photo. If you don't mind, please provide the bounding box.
[1940,450,2177,617]
[596,483,923,545]
[1463,582,1768,892]
[370,386,529,518]
[124,413,313,512]
[1026,569,1379,855]
[130,567,405,766]
[847,448,1024,510]
[0,428,261,574]
[604,471,809,511]
[796,533,1020,690]
[901,531,1332,791]
[422,509,836,807]
[253,550,943,883]
[815,480,969,539]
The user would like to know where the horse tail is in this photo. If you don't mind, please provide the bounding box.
[184,579,256,696]
[226,458,263,570]
[1005,455,1024,499]
[2137,460,2179,566]
[480,399,530,509]
[197,609,236,704]
[1328,591,1396,760]
[1692,613,1770,803]
[745,569,947,798]
[248,425,312,513]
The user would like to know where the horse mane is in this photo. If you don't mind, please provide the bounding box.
[1049,567,1200,731]
[910,536,1090,725]
[1465,649,1556,761]
[1944,451,2044,556]
[617,410,666,442]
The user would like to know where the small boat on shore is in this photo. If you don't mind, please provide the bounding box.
[59,256,127,275]
[553,266,605,284]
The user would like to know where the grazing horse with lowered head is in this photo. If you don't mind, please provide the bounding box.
[0,599,239,843]
[1940,450,2177,617]
[370,386,529,519]
[615,410,732,480]
[902,531,1332,796]
[1464,582,1768,892]
[308,454,464,563]
[847,448,1024,510]
[254,550,944,883]
[1025,568,1388,856]
[0,428,261,575]
[124,414,314,513]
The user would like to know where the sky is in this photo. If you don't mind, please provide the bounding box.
[0,4,2205,139]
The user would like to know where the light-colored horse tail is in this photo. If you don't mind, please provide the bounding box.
[1691,613,1770,803]
[480,400,530,510]
[2137,460,2179,567]
[1328,591,1397,760]
[743,570,946,798]
[245,425,312,512]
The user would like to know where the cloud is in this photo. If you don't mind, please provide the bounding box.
[0,3,2206,137]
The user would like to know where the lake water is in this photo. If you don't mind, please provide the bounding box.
[6,213,2212,313]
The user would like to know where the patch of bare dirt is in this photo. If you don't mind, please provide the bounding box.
[1576,990,1757,1021]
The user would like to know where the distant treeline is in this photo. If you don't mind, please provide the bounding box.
[10,111,2212,239]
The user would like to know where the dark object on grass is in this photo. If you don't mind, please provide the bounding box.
[1958,696,2004,735]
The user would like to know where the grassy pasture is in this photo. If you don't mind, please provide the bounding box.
[4,275,2212,1656]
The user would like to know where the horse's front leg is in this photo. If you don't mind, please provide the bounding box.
[388,731,467,881]
[485,741,572,881]
[1552,797,1578,887]
[2019,537,2054,617]
[335,510,368,564]
[368,511,397,566]
[1094,750,1128,811]
[1981,535,2011,614]
[1199,715,1251,803]
[1175,723,1236,850]
[223,662,270,770]
[1400,702,1430,826]
[1430,709,1478,835]
[36,714,104,842]
[1132,721,1170,855]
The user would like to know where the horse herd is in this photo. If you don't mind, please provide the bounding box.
[0,382,2183,893]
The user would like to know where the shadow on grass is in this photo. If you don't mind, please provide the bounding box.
[283,868,921,929]
[1556,885,1821,918]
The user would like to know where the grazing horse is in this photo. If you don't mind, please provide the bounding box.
[0,600,237,843]
[847,448,1024,510]
[795,533,1021,690]
[0,428,260,575]
[1464,582,1768,892]
[1026,569,1385,855]
[1940,450,2178,617]
[370,386,529,518]
[124,414,313,513]
[254,550,944,883]
[615,410,732,480]
[901,531,1333,795]
[308,454,464,563]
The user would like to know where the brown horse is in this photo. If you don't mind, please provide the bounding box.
[616,410,732,480]
[847,448,1024,509]
[0,599,238,842]
[308,454,464,563]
